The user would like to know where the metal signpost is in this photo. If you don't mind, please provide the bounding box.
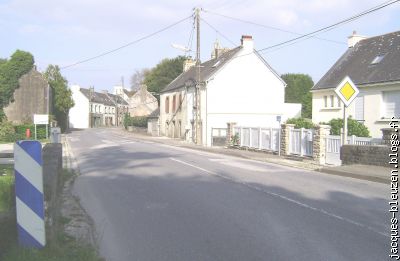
[334,76,359,145]
[14,140,46,248]
[33,114,49,140]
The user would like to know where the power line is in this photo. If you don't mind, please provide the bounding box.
[203,9,345,45]
[256,0,400,53]
[61,15,193,70]
[200,18,237,47]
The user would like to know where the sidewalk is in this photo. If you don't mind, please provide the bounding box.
[120,129,390,184]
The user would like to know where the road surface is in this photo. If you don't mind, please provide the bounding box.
[67,128,388,261]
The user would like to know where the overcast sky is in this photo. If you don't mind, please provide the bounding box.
[1,0,399,92]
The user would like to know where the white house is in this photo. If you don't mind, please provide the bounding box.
[159,35,301,146]
[312,31,400,138]
[69,85,128,128]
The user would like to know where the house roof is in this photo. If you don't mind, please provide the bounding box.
[123,89,136,97]
[80,88,128,106]
[313,31,400,90]
[148,107,160,118]
[161,46,242,93]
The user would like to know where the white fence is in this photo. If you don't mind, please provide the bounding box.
[326,135,383,153]
[233,127,280,152]
[288,128,313,157]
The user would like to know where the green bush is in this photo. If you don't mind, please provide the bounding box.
[321,117,370,137]
[0,122,16,142]
[0,123,48,142]
[286,117,316,129]
[124,114,148,128]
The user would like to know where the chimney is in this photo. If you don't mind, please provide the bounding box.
[241,35,254,51]
[347,31,367,48]
[183,57,196,72]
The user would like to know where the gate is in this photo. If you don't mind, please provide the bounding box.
[325,135,341,165]
[211,128,227,146]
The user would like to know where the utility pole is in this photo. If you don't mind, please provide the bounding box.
[194,7,201,145]
[89,86,94,128]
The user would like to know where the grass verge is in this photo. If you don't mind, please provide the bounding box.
[0,164,14,212]
[0,168,104,261]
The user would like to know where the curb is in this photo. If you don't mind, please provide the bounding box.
[318,168,389,184]
[120,130,388,183]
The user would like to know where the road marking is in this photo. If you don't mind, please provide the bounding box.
[170,157,388,238]
[170,157,217,175]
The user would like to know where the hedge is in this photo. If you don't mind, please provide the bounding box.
[0,122,49,142]
[123,115,148,128]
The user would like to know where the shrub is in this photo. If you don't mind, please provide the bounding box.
[123,114,148,128]
[321,117,370,137]
[285,117,316,129]
[0,122,49,142]
[0,122,16,142]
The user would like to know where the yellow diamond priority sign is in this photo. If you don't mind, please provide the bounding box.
[334,76,359,107]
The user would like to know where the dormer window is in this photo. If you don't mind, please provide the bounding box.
[370,54,385,65]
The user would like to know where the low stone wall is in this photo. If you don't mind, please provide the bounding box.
[127,126,147,134]
[341,145,390,167]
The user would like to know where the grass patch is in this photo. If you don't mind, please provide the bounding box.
[0,164,14,212]
[0,168,104,261]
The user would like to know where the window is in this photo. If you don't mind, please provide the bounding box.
[354,96,364,121]
[165,97,169,113]
[172,95,176,112]
[323,96,328,108]
[337,98,341,108]
[383,91,400,118]
[330,95,334,107]
[371,54,386,65]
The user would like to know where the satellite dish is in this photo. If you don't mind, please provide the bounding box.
[171,43,191,52]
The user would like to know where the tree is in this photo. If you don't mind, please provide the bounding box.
[44,65,74,132]
[130,68,149,91]
[281,73,314,119]
[143,56,186,100]
[322,117,370,137]
[0,50,34,120]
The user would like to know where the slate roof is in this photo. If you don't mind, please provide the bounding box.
[123,89,136,97]
[161,46,242,93]
[148,107,160,118]
[80,88,128,106]
[313,31,400,90]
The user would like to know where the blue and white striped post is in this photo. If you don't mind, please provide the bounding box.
[14,140,46,248]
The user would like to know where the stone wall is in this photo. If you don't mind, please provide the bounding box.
[341,145,390,167]
[280,123,294,156]
[4,68,51,123]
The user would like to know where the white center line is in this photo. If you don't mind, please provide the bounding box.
[169,157,388,238]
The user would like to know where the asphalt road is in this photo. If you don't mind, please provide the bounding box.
[67,128,389,261]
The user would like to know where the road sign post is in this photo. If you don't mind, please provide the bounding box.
[334,76,359,146]
[14,140,46,248]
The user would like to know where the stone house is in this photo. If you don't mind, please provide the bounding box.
[312,31,400,138]
[159,35,301,146]
[4,67,52,123]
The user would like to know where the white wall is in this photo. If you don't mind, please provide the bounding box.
[69,85,89,128]
[204,48,301,146]
[312,82,400,138]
